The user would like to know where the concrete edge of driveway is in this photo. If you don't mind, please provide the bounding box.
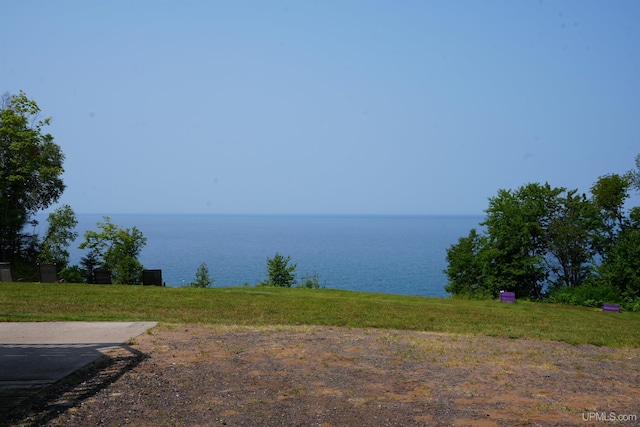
[0,321,158,413]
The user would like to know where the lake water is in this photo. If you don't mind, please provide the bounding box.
[56,214,484,297]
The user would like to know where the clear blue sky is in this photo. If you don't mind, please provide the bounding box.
[3,1,639,215]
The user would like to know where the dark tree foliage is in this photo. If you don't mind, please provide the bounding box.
[189,262,214,288]
[0,91,64,262]
[39,204,78,270]
[590,173,632,253]
[79,217,147,285]
[80,250,100,284]
[598,207,640,299]
[544,189,600,289]
[480,183,561,298]
[265,253,297,287]
[445,169,637,304]
[444,229,494,298]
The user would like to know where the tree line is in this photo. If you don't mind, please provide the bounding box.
[445,157,640,311]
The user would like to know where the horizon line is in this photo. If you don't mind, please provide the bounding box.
[37,211,486,218]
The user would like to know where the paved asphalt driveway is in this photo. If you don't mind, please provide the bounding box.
[0,322,157,411]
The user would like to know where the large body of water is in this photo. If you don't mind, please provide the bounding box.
[56,214,483,297]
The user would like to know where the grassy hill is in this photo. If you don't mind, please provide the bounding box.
[1,283,638,348]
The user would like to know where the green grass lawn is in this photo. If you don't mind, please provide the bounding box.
[1,282,638,348]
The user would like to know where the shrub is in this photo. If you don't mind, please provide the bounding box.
[265,253,297,287]
[546,283,622,307]
[298,273,324,289]
[58,265,85,283]
[189,262,214,288]
[622,296,640,312]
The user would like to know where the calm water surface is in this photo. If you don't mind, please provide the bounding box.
[60,214,483,297]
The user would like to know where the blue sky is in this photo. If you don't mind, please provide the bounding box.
[2,1,639,215]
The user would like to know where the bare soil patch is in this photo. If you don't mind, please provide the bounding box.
[7,324,640,426]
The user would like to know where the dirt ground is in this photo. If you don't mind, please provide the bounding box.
[5,324,640,426]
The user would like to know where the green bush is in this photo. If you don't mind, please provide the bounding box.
[188,262,214,288]
[623,297,640,312]
[58,265,85,283]
[264,253,297,287]
[298,273,324,289]
[546,283,622,308]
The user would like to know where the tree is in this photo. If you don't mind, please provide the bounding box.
[0,91,65,262]
[189,262,214,288]
[590,168,640,300]
[445,183,600,299]
[444,229,495,298]
[265,253,297,287]
[445,155,640,307]
[590,173,632,252]
[79,250,100,284]
[79,217,147,285]
[39,204,78,270]
[597,206,640,299]
[480,183,562,298]
[545,190,599,288]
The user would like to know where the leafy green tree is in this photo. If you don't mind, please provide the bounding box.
[545,189,599,288]
[189,262,214,288]
[79,217,147,285]
[444,229,495,298]
[598,206,640,299]
[481,183,562,298]
[446,155,640,306]
[39,204,78,270]
[265,253,297,287]
[446,183,600,299]
[590,173,632,252]
[0,91,65,262]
